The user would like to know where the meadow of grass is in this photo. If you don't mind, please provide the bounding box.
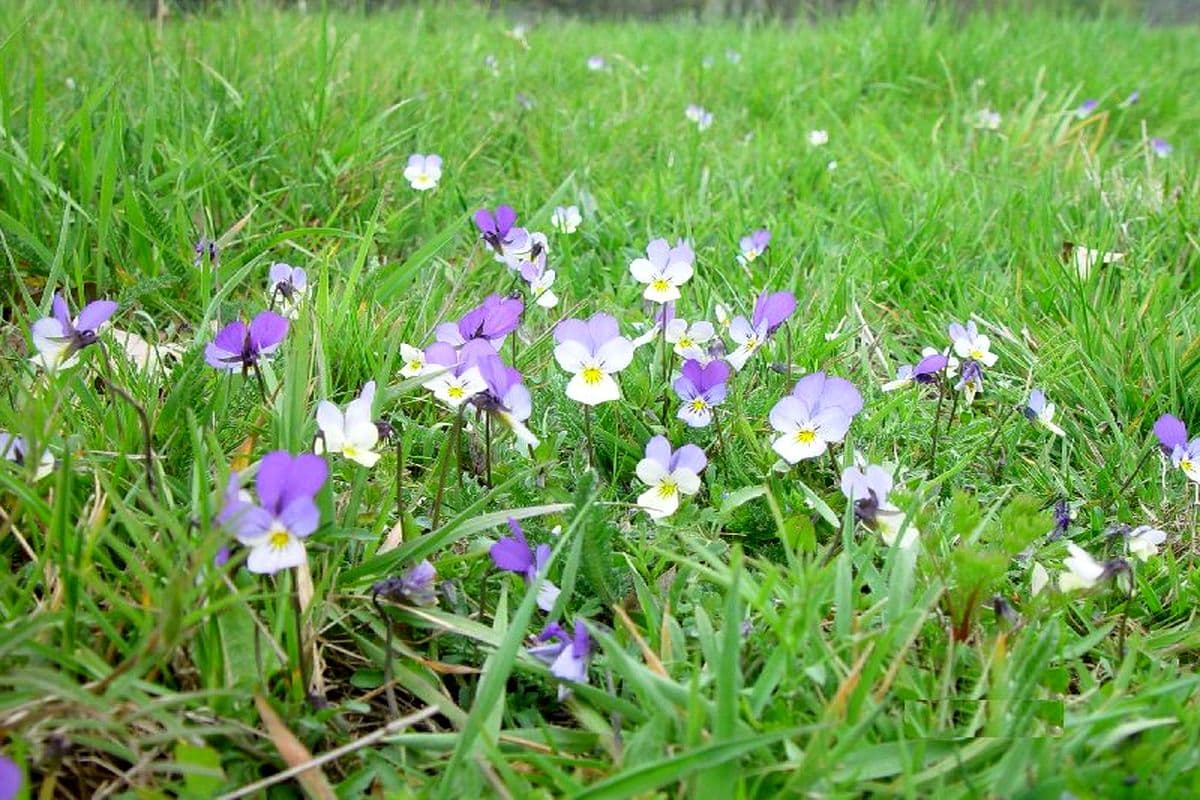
[1,0,1200,796]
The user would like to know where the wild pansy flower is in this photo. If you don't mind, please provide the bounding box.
[474,205,531,263]
[948,321,998,366]
[807,129,829,146]
[881,352,949,391]
[373,560,438,606]
[674,359,730,428]
[528,620,591,698]
[315,381,381,468]
[635,435,707,519]
[194,236,219,268]
[403,153,442,191]
[1172,438,1200,484]
[727,290,797,371]
[685,104,713,130]
[586,55,606,71]
[840,463,918,547]
[629,238,695,304]
[399,343,436,378]
[769,372,862,464]
[268,262,308,319]
[738,229,771,265]
[1151,137,1172,158]
[0,432,54,480]
[1023,389,1065,436]
[551,205,582,234]
[30,292,118,372]
[553,313,635,406]
[205,311,289,374]
[474,354,539,447]
[435,294,524,351]
[1127,525,1167,561]
[422,342,488,409]
[490,517,559,611]
[1058,543,1111,593]
[218,451,328,575]
[665,318,715,361]
[517,250,558,309]
[956,359,984,403]
[968,108,1002,130]
[1075,99,1098,118]
[1153,413,1187,453]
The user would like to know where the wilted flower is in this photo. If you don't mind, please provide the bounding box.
[528,619,591,697]
[30,293,118,372]
[727,290,796,371]
[490,517,559,611]
[194,237,219,269]
[268,263,308,319]
[807,129,829,146]
[685,104,713,131]
[629,238,695,304]
[0,432,54,480]
[674,358,729,428]
[1151,137,1172,158]
[769,372,862,464]
[553,313,635,406]
[422,342,488,409]
[1063,242,1124,279]
[1024,389,1065,436]
[315,381,381,468]
[1051,498,1073,540]
[435,294,524,350]
[403,154,442,191]
[474,205,531,263]
[205,311,289,374]
[218,452,328,575]
[551,205,582,234]
[1075,99,1098,118]
[517,250,558,309]
[1127,525,1167,561]
[586,55,606,71]
[635,435,707,519]
[665,318,715,361]
[738,229,771,265]
[948,321,998,366]
[373,560,439,606]
[882,352,949,391]
[841,463,917,547]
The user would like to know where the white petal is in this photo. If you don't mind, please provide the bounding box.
[673,468,701,495]
[643,283,682,303]
[1031,562,1049,596]
[554,340,592,372]
[348,448,382,468]
[772,432,827,464]
[566,371,620,405]
[636,486,679,519]
[246,538,307,575]
[881,378,912,392]
[536,289,559,308]
[629,258,658,283]
[636,457,669,486]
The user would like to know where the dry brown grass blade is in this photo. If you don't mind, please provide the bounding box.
[253,694,337,800]
[828,642,874,720]
[611,603,669,678]
[296,561,326,697]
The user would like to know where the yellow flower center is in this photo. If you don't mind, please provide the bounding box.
[795,429,816,444]
[970,348,984,359]
[582,366,604,385]
[690,398,707,412]
[1183,459,1194,473]
[268,525,291,550]
[651,278,671,293]
[678,337,693,348]
[408,359,423,371]
[447,385,464,399]
[657,479,678,498]
[746,249,759,260]
[343,444,359,458]
[745,336,758,350]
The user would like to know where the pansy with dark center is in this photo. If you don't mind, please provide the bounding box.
[473,354,539,447]
[474,205,530,262]
[490,517,559,611]
[435,294,524,350]
[840,463,917,547]
[373,560,439,607]
[528,619,592,697]
[30,292,118,372]
[205,311,290,374]
[673,358,730,428]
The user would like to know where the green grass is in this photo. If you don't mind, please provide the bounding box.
[2,0,1200,796]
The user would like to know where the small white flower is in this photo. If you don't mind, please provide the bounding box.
[948,321,998,367]
[1127,526,1167,561]
[399,344,435,378]
[969,108,1002,130]
[551,205,582,234]
[1025,389,1065,437]
[768,397,852,464]
[403,154,442,191]
[635,436,706,519]
[726,316,766,371]
[425,368,487,409]
[629,239,695,304]
[664,319,715,361]
[807,129,829,146]
[1066,243,1124,280]
[1058,543,1106,592]
[315,381,382,468]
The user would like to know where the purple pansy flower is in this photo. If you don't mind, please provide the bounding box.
[727,290,796,371]
[948,321,998,366]
[1151,138,1172,158]
[674,358,730,428]
[840,463,916,547]
[218,451,328,575]
[635,435,707,519]
[205,311,289,374]
[528,619,592,697]
[490,517,559,611]
[738,229,771,264]
[30,292,118,372]
[421,341,489,409]
[474,205,531,263]
[435,294,524,350]
[517,250,558,309]
[1154,414,1188,454]
[474,354,539,447]
[956,359,984,402]
[685,104,713,130]
[1075,99,1098,118]
[373,560,439,606]
[769,372,862,464]
[553,313,635,406]
[1024,388,1065,436]
[882,352,950,391]
[586,55,606,71]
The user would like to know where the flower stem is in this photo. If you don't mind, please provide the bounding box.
[395,422,404,523]
[785,323,793,385]
[430,422,456,529]
[372,590,399,718]
[1114,442,1156,500]
[485,412,493,487]
[928,378,948,473]
[584,405,595,470]
[454,406,465,491]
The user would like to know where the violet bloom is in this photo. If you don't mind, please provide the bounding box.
[528,619,592,696]
[30,292,118,372]
[635,435,707,519]
[1050,498,1072,540]
[218,452,328,575]
[674,358,729,428]
[882,353,949,392]
[553,313,635,406]
[840,463,917,547]
[769,372,863,464]
[629,238,695,304]
[403,154,442,191]
[1154,414,1188,454]
[0,754,20,800]
[586,55,606,71]
[738,229,771,264]
[194,237,219,268]
[474,205,530,263]
[1151,138,1172,158]
[373,560,439,606]
[490,517,559,611]
[956,359,984,402]
[948,320,998,366]
[685,104,713,131]
[421,342,488,409]
[0,431,54,481]
[727,290,796,371]
[268,262,308,319]
[1171,435,1200,484]
[205,311,289,374]
[517,250,558,309]
[1075,99,1098,118]
[1023,389,1065,436]
[474,354,539,447]
[435,294,524,350]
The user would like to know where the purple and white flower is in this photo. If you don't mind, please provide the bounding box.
[422,342,489,409]
[403,153,442,191]
[948,321,998,366]
[553,314,635,406]
[315,381,381,468]
[269,263,308,319]
[629,238,695,304]
[1127,525,1167,561]
[1023,388,1065,436]
[0,431,54,481]
[635,436,707,519]
[435,294,524,351]
[529,619,591,698]
[475,354,539,447]
[1058,543,1106,592]
[30,292,118,372]
[726,290,796,371]
[1075,99,1098,119]
[769,372,862,464]
[205,311,289,374]
[841,463,917,547]
[665,318,715,361]
[475,205,531,263]
[551,205,582,234]
[517,250,558,309]
[586,55,606,71]
[1151,137,1172,158]
[882,352,950,391]
[807,129,829,146]
[490,517,559,611]
[738,229,771,265]
[674,359,729,428]
[685,104,713,131]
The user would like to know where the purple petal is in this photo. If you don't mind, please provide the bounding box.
[791,372,827,410]
[52,293,71,329]
[1027,389,1046,414]
[75,299,118,332]
[494,205,517,236]
[226,503,274,543]
[751,291,796,332]
[481,296,523,339]
[279,453,328,508]
[948,322,968,343]
[700,359,731,389]
[554,318,591,348]
[255,451,293,511]
[460,339,500,371]
[424,342,460,369]
[817,376,863,416]
[491,536,533,573]
[269,262,292,284]
[914,353,949,377]
[671,443,707,475]
[249,311,289,352]
[680,358,705,387]
[474,208,497,235]
[645,238,671,267]
[572,619,591,659]
[533,543,552,574]
[1,753,22,800]
[702,382,727,405]
[673,375,700,401]
[586,313,620,347]
[644,435,672,469]
[1154,414,1188,450]
[278,496,321,539]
